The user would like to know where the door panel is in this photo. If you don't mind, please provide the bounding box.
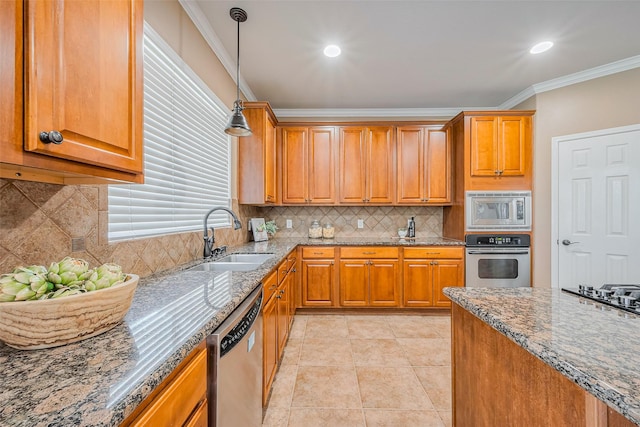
[301,261,334,306]
[498,117,526,176]
[308,127,336,203]
[339,261,368,307]
[25,0,142,173]
[367,127,394,204]
[369,260,399,307]
[403,262,433,307]
[397,127,424,203]
[433,260,463,307]
[339,127,366,203]
[281,127,308,203]
[556,126,640,287]
[425,129,450,203]
[470,117,498,176]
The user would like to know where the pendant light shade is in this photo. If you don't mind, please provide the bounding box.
[224,7,252,136]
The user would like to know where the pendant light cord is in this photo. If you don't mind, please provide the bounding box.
[236,18,240,102]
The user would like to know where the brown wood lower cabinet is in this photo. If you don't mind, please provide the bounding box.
[339,247,400,307]
[403,247,464,308]
[301,247,336,307]
[262,253,296,407]
[262,271,278,407]
[451,304,635,427]
[122,342,207,427]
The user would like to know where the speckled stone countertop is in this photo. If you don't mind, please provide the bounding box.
[0,236,462,426]
[444,287,640,426]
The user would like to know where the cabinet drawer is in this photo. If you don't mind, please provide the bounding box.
[129,347,207,427]
[263,271,278,302]
[341,247,399,259]
[404,247,464,259]
[302,247,335,258]
[184,399,208,427]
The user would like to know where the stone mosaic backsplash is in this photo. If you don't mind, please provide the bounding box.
[0,178,443,277]
[260,205,443,239]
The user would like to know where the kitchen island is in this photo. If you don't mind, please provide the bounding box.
[444,287,640,426]
[0,236,462,426]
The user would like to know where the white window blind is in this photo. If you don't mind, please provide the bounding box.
[108,23,232,242]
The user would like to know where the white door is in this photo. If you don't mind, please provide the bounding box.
[553,124,640,288]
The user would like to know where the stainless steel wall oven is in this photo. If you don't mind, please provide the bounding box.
[465,234,531,288]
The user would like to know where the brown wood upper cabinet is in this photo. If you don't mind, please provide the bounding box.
[397,126,451,204]
[1,0,143,184]
[470,116,530,178]
[281,126,337,204]
[338,126,395,204]
[238,102,278,204]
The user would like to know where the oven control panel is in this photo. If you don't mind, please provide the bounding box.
[465,234,530,247]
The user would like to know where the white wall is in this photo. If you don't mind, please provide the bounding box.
[529,68,640,286]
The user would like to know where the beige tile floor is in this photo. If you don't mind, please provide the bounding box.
[262,314,452,427]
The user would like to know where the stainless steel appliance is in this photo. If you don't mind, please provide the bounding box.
[562,284,640,314]
[208,286,263,427]
[465,191,532,231]
[465,234,531,287]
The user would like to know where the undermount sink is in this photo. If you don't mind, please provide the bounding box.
[215,254,274,264]
[189,253,274,272]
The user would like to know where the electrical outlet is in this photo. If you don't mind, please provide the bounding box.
[286,219,293,229]
[357,219,364,229]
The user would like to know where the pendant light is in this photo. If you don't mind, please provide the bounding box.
[224,7,252,136]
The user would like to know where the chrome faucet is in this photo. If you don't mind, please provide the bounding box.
[203,206,242,258]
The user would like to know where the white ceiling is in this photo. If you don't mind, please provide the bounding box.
[183,0,640,117]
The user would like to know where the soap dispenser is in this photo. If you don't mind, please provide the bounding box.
[408,217,416,238]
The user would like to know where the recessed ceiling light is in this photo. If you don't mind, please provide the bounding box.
[530,41,554,54]
[323,44,341,58]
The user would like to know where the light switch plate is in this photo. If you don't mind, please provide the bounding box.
[286,219,292,229]
[357,219,364,229]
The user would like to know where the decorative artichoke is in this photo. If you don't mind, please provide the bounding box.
[0,258,126,302]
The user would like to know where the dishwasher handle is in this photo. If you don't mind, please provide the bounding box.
[218,289,263,357]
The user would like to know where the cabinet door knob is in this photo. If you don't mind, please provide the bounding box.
[39,131,64,145]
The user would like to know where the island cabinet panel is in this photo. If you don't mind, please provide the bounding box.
[238,102,278,205]
[1,0,144,184]
[452,304,623,427]
[281,126,336,204]
[338,126,394,204]
[396,126,451,204]
[123,343,207,427]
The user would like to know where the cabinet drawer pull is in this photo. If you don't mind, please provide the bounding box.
[39,130,64,145]
[363,251,376,255]
[313,252,324,255]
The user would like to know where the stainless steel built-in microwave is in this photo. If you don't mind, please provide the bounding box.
[465,191,532,231]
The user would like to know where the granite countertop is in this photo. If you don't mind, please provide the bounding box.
[444,287,640,426]
[0,236,463,426]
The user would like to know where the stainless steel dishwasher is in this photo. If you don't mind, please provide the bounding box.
[208,286,263,427]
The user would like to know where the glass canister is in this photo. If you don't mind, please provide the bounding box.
[322,223,335,239]
[308,220,322,239]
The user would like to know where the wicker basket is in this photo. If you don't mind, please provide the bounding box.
[0,274,139,350]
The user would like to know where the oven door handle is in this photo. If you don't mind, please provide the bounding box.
[466,250,530,255]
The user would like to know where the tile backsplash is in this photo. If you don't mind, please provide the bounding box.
[0,179,258,277]
[260,206,443,239]
[0,178,444,277]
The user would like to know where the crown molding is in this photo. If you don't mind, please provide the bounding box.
[272,107,497,119]
[500,54,640,109]
[178,0,256,102]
